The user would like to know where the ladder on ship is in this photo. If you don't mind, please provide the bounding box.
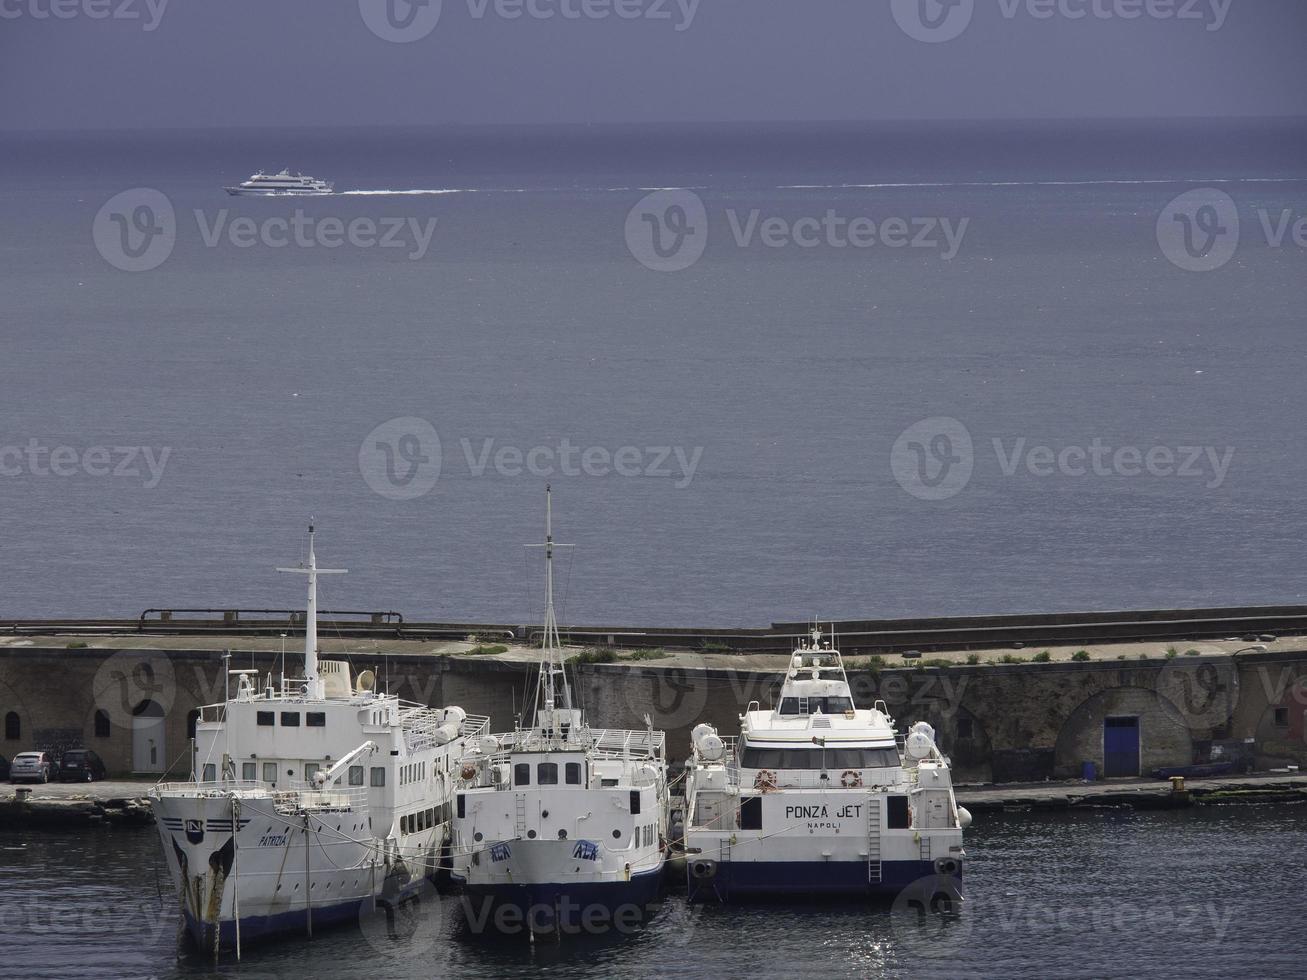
[514,794,527,839]
[920,833,932,863]
[866,797,882,885]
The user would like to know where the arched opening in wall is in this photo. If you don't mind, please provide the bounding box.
[132,700,166,773]
[186,709,199,741]
[1054,687,1194,779]
[4,712,19,741]
[94,709,111,739]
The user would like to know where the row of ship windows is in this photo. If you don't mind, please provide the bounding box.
[513,762,582,787]
[401,762,426,785]
[256,711,327,728]
[203,761,388,787]
[739,747,901,770]
[400,801,452,835]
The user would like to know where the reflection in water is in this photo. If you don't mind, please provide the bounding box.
[1,805,1305,979]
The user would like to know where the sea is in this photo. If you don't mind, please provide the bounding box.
[1,804,1305,979]
[1,119,1306,627]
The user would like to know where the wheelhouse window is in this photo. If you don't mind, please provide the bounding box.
[305,763,320,782]
[306,712,326,728]
[565,762,582,785]
[202,764,216,782]
[740,746,899,770]
[280,712,300,727]
[371,767,386,787]
[538,763,558,785]
[242,762,256,780]
[348,765,364,786]
[257,711,275,726]
[777,696,854,716]
[514,763,531,787]
[262,762,277,785]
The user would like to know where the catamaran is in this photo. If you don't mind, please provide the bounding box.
[150,526,489,956]
[450,489,669,936]
[223,170,334,196]
[682,627,969,905]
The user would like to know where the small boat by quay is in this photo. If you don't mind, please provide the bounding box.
[150,526,488,956]
[450,489,670,937]
[682,627,970,904]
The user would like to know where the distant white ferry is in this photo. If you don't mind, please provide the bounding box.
[224,170,334,196]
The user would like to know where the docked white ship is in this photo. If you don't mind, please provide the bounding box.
[150,527,488,955]
[451,489,669,936]
[223,170,334,196]
[682,628,969,903]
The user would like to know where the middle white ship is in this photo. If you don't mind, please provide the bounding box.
[451,488,670,936]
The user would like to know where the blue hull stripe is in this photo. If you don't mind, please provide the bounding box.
[686,860,961,902]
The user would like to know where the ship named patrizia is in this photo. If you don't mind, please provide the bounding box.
[150,526,488,956]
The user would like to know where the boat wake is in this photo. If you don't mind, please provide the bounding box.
[332,177,1303,196]
[777,177,1307,190]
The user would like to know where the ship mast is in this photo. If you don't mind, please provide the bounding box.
[529,486,573,726]
[277,523,346,700]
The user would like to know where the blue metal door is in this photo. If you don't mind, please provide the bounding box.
[1103,717,1140,777]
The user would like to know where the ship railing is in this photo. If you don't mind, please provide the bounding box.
[725,765,909,792]
[151,779,267,798]
[398,704,492,750]
[590,728,666,760]
[274,782,369,813]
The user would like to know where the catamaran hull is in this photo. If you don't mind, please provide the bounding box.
[685,858,960,903]
[223,187,335,196]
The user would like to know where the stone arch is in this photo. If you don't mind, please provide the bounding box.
[1054,686,1193,779]
[0,678,28,745]
[936,704,992,784]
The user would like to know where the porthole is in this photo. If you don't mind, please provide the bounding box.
[474,832,483,842]
[612,830,621,839]
[527,830,537,839]
[558,830,567,840]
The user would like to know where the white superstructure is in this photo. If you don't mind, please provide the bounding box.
[150,527,487,956]
[683,628,969,903]
[224,170,334,196]
[450,489,669,937]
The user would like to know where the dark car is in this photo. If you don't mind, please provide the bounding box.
[57,749,107,782]
[9,751,55,783]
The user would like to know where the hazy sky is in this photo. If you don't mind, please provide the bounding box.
[1,0,1304,129]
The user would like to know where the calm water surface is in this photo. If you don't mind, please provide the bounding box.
[1,122,1306,625]
[2,804,1305,979]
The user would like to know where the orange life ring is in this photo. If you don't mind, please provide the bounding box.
[754,769,778,791]
[460,764,478,781]
[841,770,863,789]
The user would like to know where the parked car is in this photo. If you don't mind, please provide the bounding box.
[56,749,107,782]
[9,751,55,783]
[0,755,9,781]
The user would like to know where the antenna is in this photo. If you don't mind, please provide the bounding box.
[276,522,346,700]
[525,486,575,726]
